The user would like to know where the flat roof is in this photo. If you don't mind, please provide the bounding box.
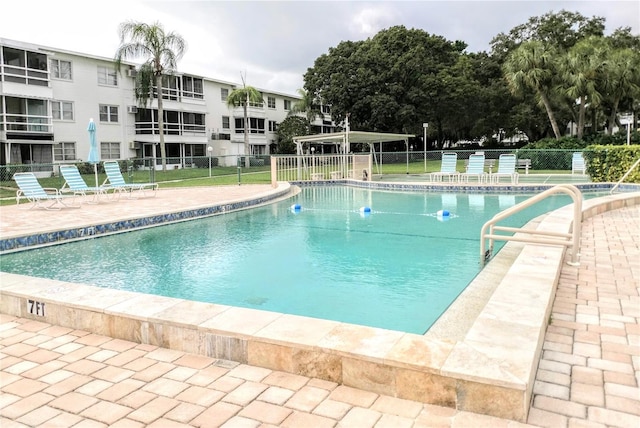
[293,131,414,145]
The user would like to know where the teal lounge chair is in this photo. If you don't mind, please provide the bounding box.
[14,172,79,210]
[459,154,488,183]
[572,152,586,175]
[102,161,158,198]
[430,153,459,182]
[491,154,519,184]
[60,165,109,203]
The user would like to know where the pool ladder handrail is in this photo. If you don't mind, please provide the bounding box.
[610,156,640,194]
[480,184,582,267]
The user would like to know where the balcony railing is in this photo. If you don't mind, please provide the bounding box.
[2,114,52,133]
[134,121,206,136]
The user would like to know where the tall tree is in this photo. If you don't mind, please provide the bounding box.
[226,76,264,165]
[559,37,606,138]
[289,88,322,125]
[275,116,309,154]
[490,10,605,61]
[115,21,186,171]
[304,26,465,140]
[503,41,562,139]
[599,47,640,134]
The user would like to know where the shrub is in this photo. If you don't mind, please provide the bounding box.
[585,145,640,183]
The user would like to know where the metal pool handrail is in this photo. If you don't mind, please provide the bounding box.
[610,156,640,194]
[480,184,582,267]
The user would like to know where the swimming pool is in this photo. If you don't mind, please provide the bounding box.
[0,186,577,334]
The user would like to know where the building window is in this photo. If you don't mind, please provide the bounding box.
[99,105,119,123]
[101,142,120,159]
[54,142,76,161]
[51,101,74,121]
[284,100,291,110]
[268,121,277,132]
[321,105,330,114]
[97,66,117,86]
[181,76,204,99]
[50,59,72,80]
[221,88,229,101]
[182,112,205,133]
[2,47,48,86]
[267,96,276,109]
[160,75,179,101]
[222,116,230,129]
[235,118,265,134]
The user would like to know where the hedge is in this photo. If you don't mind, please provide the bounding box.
[585,145,640,183]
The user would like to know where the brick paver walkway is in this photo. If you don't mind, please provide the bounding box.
[0,315,533,427]
[528,205,640,428]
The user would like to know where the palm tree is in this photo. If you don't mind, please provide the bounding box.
[600,47,640,134]
[226,76,264,165]
[115,21,186,171]
[560,37,605,139]
[503,41,562,139]
[289,88,323,126]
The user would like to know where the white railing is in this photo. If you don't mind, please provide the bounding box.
[480,184,582,267]
[271,154,371,185]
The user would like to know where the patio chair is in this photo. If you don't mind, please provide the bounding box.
[572,152,586,175]
[459,154,488,183]
[60,165,109,203]
[490,154,519,184]
[102,161,158,198]
[13,172,79,210]
[429,153,460,182]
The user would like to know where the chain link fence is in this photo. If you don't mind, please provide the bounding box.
[0,149,592,191]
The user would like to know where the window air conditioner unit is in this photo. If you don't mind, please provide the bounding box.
[127,69,138,78]
[127,105,138,114]
[129,142,140,150]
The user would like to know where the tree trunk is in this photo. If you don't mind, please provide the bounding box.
[607,97,621,135]
[539,91,562,139]
[577,96,586,140]
[157,74,167,171]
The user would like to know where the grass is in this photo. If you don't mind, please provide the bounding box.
[0,161,587,207]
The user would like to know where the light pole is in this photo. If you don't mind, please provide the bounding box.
[620,114,632,145]
[311,147,315,177]
[423,122,428,172]
[207,146,213,177]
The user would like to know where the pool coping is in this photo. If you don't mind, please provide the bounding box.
[1,182,639,422]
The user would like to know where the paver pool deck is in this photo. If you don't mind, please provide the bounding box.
[0,183,638,427]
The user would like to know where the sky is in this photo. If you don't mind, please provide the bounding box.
[3,1,639,96]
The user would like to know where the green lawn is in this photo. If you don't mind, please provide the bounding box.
[0,161,587,207]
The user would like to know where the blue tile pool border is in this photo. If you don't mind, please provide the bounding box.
[0,186,292,254]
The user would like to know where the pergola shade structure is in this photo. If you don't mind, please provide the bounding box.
[293,131,414,155]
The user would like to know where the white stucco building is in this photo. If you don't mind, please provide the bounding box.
[0,38,334,172]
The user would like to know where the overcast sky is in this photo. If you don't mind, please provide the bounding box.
[3,1,639,96]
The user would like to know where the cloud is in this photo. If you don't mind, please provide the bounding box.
[350,5,399,37]
[2,0,638,96]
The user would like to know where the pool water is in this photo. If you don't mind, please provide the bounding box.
[0,187,576,333]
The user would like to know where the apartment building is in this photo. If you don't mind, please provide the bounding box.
[0,38,334,173]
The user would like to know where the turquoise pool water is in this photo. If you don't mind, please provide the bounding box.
[0,186,576,333]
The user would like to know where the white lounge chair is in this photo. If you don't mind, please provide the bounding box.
[102,161,158,198]
[60,165,109,203]
[491,154,519,184]
[572,152,586,175]
[430,153,459,182]
[14,172,79,210]
[459,154,488,183]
